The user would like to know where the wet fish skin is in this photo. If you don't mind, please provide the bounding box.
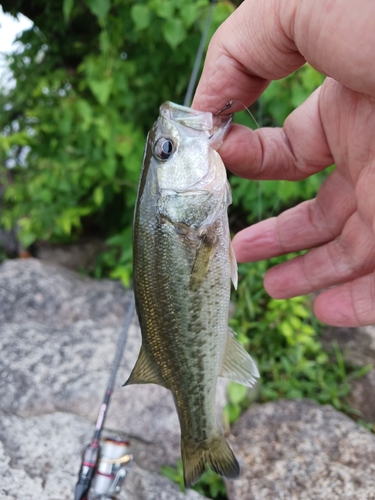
[127,102,259,487]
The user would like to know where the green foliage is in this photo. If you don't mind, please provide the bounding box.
[0,2,327,286]
[161,459,227,499]
[223,259,366,427]
[263,64,325,125]
[0,0,235,283]
[94,226,133,286]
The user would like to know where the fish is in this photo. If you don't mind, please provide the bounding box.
[126,101,259,487]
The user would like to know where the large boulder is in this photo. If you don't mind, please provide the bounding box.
[0,412,204,500]
[0,259,210,499]
[6,258,374,500]
[322,325,375,423]
[34,238,107,271]
[226,399,375,500]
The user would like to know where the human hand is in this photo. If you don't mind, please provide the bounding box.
[193,0,375,327]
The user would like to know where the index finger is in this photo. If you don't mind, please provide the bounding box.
[192,0,304,113]
[193,0,375,113]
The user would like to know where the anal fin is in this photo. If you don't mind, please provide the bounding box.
[123,346,166,387]
[220,328,259,387]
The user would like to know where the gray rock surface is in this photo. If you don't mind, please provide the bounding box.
[322,325,375,367]
[34,238,106,271]
[0,258,128,327]
[0,228,18,256]
[226,399,375,500]
[322,326,375,423]
[0,259,210,499]
[0,412,203,500]
[5,258,375,500]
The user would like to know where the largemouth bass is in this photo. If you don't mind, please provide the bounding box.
[127,102,259,487]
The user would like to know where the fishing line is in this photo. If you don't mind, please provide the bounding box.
[229,98,286,223]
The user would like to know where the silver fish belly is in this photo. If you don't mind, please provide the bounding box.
[127,102,259,487]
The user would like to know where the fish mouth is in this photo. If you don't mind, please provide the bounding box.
[160,101,232,150]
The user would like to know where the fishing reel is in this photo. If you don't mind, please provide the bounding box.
[87,438,133,500]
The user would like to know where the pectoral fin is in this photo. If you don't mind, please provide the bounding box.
[220,328,259,387]
[189,234,217,291]
[229,241,238,290]
[123,346,166,387]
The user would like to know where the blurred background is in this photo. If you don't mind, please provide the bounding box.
[1,2,373,498]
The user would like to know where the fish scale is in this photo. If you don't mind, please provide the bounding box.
[127,102,259,487]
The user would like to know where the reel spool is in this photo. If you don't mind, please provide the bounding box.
[88,438,133,499]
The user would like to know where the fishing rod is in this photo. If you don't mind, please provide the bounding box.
[74,295,135,500]
[73,2,217,498]
[184,0,217,107]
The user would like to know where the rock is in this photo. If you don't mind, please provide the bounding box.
[321,326,375,423]
[0,412,205,500]
[34,238,107,271]
[0,258,128,327]
[348,371,375,426]
[123,465,204,500]
[226,399,375,500]
[321,326,375,367]
[0,228,19,256]
[0,258,224,498]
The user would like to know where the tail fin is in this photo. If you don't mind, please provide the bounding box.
[182,433,240,488]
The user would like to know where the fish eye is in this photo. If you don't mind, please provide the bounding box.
[153,137,175,161]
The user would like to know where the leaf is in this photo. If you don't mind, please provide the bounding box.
[76,99,93,130]
[160,466,179,482]
[86,0,110,21]
[289,315,301,330]
[162,18,186,49]
[20,233,37,248]
[280,320,293,339]
[93,186,104,206]
[63,0,74,21]
[115,136,133,157]
[88,79,113,105]
[101,158,116,179]
[291,84,310,108]
[293,304,310,319]
[153,0,174,19]
[57,214,72,235]
[130,4,151,31]
[227,382,248,405]
[180,4,199,28]
[99,30,110,54]
[225,403,241,424]
[110,265,131,287]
